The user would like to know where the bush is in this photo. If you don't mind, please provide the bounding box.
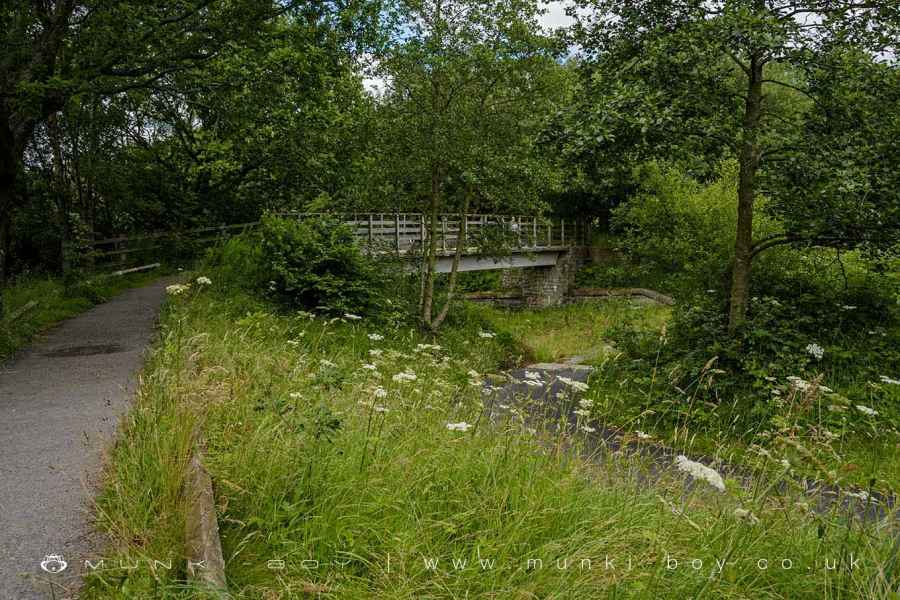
[609,160,785,295]
[212,215,387,316]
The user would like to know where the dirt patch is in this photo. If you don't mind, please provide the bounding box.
[42,343,125,358]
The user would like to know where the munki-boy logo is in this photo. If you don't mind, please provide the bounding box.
[39,554,68,574]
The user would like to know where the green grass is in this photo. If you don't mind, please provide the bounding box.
[0,271,164,359]
[471,301,671,364]
[474,300,900,493]
[84,283,898,598]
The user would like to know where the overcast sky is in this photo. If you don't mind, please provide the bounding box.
[362,1,575,94]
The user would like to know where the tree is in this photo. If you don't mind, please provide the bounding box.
[373,0,565,331]
[568,0,900,331]
[0,0,305,314]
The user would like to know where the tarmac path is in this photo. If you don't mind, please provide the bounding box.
[0,279,171,599]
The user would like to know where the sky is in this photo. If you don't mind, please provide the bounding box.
[362,1,576,94]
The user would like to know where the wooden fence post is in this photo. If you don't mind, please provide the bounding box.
[395,214,401,253]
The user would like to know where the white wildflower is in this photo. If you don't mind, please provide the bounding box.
[392,371,417,383]
[578,398,594,409]
[289,392,303,399]
[373,386,388,398]
[361,363,378,371]
[674,455,726,493]
[166,283,191,295]
[367,333,384,341]
[573,409,590,417]
[446,421,472,432]
[557,376,589,392]
[368,349,383,357]
[478,331,496,338]
[581,425,596,433]
[374,405,390,413]
[855,405,878,417]
[805,343,825,360]
[195,276,212,286]
[635,431,651,440]
[344,313,362,320]
[787,376,812,392]
[320,359,337,368]
[733,508,760,525]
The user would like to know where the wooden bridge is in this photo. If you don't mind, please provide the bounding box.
[290,213,589,273]
[73,212,589,306]
[76,212,589,275]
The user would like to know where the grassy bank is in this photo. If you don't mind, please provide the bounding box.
[84,283,897,598]
[0,271,163,359]
[472,301,670,364]
[474,301,900,493]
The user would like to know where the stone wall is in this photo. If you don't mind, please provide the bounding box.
[500,248,587,308]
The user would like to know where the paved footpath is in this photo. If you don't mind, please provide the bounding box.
[0,279,172,599]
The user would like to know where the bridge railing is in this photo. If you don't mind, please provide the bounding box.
[284,213,588,255]
[67,213,587,275]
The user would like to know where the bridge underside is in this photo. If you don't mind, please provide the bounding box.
[433,250,562,273]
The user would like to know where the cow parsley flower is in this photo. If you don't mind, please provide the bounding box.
[446,421,472,432]
[166,283,191,295]
[289,392,303,399]
[855,405,878,416]
[581,425,596,433]
[805,343,824,360]
[733,508,759,525]
[196,276,212,286]
[369,349,383,357]
[578,398,594,409]
[361,363,378,371]
[573,409,590,417]
[368,333,384,341]
[478,331,496,338]
[845,490,872,502]
[373,386,388,398]
[557,376,589,392]
[392,371,417,383]
[674,455,726,492]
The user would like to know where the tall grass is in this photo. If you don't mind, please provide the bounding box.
[84,283,897,598]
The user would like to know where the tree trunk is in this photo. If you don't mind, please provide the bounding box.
[48,112,72,277]
[420,166,440,328]
[728,55,764,332]
[0,117,20,320]
[431,187,471,331]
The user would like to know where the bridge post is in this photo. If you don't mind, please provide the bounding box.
[502,247,587,308]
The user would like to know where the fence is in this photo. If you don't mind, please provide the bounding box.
[69,213,588,275]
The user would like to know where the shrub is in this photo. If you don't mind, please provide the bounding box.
[257,215,385,315]
[609,160,786,295]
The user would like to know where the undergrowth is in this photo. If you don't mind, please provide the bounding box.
[84,278,898,599]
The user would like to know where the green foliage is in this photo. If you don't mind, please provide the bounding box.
[86,283,899,598]
[255,215,386,316]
